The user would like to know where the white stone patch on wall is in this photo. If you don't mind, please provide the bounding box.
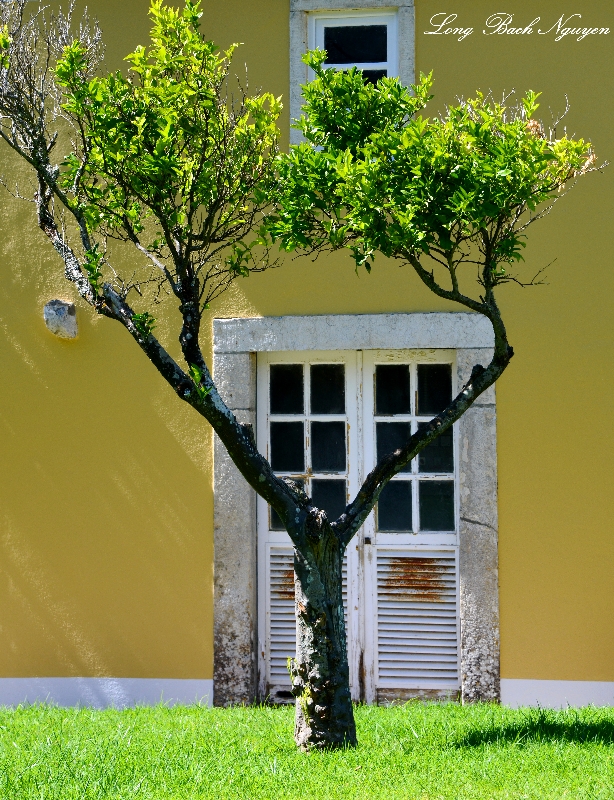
[44,299,78,339]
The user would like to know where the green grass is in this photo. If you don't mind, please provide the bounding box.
[1,703,613,799]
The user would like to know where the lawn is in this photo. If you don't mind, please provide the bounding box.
[1,702,613,799]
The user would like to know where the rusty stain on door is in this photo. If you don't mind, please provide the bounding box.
[273,567,295,601]
[382,557,450,602]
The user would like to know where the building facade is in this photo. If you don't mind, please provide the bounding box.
[0,0,612,709]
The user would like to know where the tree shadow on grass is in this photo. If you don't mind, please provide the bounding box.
[454,707,614,748]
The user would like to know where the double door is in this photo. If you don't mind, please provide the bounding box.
[257,350,460,703]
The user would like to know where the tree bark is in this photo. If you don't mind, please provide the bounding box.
[287,513,356,750]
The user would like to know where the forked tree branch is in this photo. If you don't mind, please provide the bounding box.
[336,250,514,546]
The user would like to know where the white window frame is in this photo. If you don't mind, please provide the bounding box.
[308,9,399,79]
[257,350,361,516]
[212,313,500,706]
[289,1,416,143]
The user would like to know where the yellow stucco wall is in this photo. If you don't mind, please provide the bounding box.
[0,0,612,682]
[413,0,614,682]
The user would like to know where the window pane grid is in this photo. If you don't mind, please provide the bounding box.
[373,361,455,534]
[268,361,350,528]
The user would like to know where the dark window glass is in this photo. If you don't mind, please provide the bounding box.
[311,364,345,414]
[417,364,452,415]
[312,479,346,521]
[270,364,303,414]
[270,422,304,472]
[376,421,411,473]
[419,481,455,531]
[418,422,454,473]
[377,481,412,531]
[311,421,346,472]
[270,479,304,530]
[362,69,387,84]
[324,25,387,64]
[375,364,411,415]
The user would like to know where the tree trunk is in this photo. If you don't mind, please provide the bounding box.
[287,519,356,750]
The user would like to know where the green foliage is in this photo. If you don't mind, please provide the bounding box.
[82,246,104,294]
[131,311,156,339]
[55,0,281,303]
[270,52,593,275]
[1,703,613,798]
[299,686,312,726]
[297,50,434,154]
[188,363,212,401]
[0,24,11,70]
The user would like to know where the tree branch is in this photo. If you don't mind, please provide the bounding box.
[337,336,512,547]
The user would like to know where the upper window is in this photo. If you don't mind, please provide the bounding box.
[309,10,399,83]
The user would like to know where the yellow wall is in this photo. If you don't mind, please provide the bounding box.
[414,0,614,682]
[0,0,612,682]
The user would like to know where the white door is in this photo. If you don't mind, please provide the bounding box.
[257,350,460,703]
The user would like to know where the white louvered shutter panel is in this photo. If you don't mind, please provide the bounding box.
[376,549,459,689]
[267,546,295,693]
[266,545,349,699]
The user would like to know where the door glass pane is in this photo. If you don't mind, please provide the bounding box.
[311,421,346,472]
[270,479,304,530]
[417,364,452,415]
[270,364,303,414]
[419,480,454,531]
[312,479,346,521]
[375,364,410,415]
[311,364,345,414]
[376,421,411,473]
[417,422,454,473]
[377,481,412,531]
[270,421,304,472]
[324,25,387,64]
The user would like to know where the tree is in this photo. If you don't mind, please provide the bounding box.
[0,1,597,751]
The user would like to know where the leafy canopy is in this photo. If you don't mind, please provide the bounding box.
[270,51,592,276]
[55,0,282,306]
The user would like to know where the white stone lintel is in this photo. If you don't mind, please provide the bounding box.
[214,313,494,354]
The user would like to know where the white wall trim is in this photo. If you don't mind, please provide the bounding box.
[0,678,213,709]
[213,313,494,354]
[501,679,614,708]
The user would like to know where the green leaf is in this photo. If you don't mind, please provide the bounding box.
[188,364,213,401]
[132,311,156,338]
